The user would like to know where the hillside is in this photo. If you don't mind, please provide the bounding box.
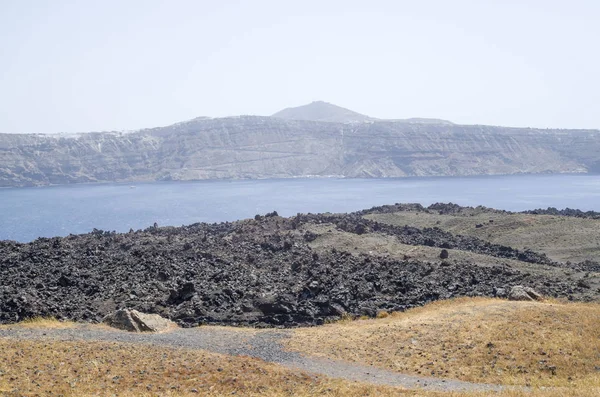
[1,203,599,396]
[1,203,598,327]
[1,103,600,187]
[272,101,373,123]
[288,298,600,387]
[3,299,599,396]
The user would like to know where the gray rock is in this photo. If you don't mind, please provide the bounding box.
[102,309,176,332]
[494,287,507,298]
[1,107,598,188]
[508,285,543,301]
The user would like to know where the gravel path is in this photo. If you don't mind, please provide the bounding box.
[0,325,504,392]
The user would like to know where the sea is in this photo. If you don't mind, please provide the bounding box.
[1,174,600,242]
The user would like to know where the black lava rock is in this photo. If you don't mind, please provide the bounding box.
[0,206,594,327]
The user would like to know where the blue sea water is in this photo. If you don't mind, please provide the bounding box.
[1,174,600,242]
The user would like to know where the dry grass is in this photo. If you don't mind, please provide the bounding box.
[364,211,600,263]
[451,389,600,396]
[0,338,409,397]
[287,298,600,388]
[47,387,600,397]
[0,332,598,396]
[0,316,76,329]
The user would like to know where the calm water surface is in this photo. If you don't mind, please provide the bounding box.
[2,174,600,242]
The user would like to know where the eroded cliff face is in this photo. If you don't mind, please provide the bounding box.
[0,116,598,187]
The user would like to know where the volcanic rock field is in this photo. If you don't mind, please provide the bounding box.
[1,203,599,327]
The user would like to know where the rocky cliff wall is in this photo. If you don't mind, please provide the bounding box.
[1,116,598,187]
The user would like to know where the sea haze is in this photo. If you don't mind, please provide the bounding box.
[1,174,600,242]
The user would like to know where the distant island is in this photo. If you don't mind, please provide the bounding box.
[1,101,599,187]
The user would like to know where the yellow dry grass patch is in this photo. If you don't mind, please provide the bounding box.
[0,335,597,396]
[458,388,600,397]
[0,338,406,397]
[0,316,76,329]
[287,298,600,388]
[50,387,600,397]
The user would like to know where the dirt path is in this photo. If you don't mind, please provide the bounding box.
[0,325,504,392]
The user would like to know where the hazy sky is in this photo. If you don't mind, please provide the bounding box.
[1,0,599,133]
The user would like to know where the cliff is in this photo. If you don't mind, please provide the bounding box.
[1,108,599,187]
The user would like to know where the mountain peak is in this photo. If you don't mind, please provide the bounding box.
[272,101,372,123]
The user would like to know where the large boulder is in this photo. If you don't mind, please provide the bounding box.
[102,309,176,332]
[508,285,543,301]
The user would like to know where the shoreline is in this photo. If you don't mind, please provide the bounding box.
[0,170,596,190]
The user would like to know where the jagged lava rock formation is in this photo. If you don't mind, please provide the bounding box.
[0,206,597,327]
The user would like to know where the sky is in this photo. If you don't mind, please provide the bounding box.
[1,0,599,133]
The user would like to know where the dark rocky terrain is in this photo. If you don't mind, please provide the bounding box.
[361,201,600,220]
[362,202,600,266]
[2,101,600,187]
[1,204,598,327]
